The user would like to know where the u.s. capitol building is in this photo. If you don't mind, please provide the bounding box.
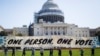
[2,0,99,37]
[28,0,90,37]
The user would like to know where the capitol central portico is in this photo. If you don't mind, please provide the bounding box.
[31,23,89,37]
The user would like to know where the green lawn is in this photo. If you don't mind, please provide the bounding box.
[0,48,100,56]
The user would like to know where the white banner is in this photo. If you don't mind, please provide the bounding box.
[5,36,99,48]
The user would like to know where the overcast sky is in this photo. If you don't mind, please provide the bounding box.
[0,0,100,29]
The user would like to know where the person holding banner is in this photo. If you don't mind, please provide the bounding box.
[80,48,84,56]
[49,48,53,56]
[3,46,8,56]
[69,47,72,56]
[58,47,61,56]
[12,47,15,56]
[40,47,44,56]
[31,47,35,56]
[91,46,95,56]
[22,47,26,56]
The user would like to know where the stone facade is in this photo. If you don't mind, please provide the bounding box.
[13,26,28,36]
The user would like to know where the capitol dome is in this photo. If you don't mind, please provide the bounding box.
[35,0,64,23]
[39,0,64,16]
[42,0,59,10]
